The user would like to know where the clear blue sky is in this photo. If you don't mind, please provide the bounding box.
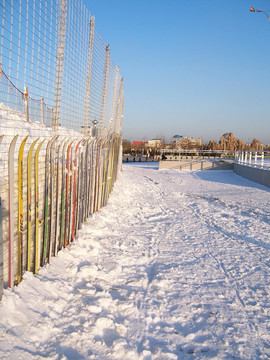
[85,0,270,144]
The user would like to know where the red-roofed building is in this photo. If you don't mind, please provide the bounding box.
[132,141,147,147]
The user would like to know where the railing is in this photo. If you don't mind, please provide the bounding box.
[160,149,235,160]
[235,151,270,171]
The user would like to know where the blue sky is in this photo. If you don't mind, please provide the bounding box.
[85,0,270,144]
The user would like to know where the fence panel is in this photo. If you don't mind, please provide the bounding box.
[0,0,124,297]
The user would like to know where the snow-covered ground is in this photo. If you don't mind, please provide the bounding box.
[0,163,269,360]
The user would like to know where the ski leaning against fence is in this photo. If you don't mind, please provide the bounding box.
[27,138,39,272]
[34,139,45,274]
[1,134,122,291]
[0,135,4,297]
[17,135,28,284]
[8,134,19,288]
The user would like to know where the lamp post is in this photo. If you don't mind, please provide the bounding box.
[250,7,270,20]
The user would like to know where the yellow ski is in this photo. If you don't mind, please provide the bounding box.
[34,139,45,274]
[17,135,28,283]
[27,138,39,272]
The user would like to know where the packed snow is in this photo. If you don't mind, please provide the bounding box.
[0,162,269,360]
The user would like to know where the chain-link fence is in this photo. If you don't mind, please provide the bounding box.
[0,0,124,134]
[0,0,124,296]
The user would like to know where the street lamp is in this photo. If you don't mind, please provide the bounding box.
[250,7,270,20]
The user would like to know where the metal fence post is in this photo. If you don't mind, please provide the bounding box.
[41,98,44,125]
[110,66,119,132]
[114,77,123,134]
[54,0,67,129]
[84,16,95,134]
[100,45,110,131]
[117,85,125,135]
[24,86,30,122]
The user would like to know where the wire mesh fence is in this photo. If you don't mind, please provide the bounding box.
[0,0,124,296]
[0,0,124,134]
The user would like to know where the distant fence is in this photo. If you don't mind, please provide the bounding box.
[234,151,270,188]
[0,0,124,296]
[235,151,270,171]
[160,149,235,161]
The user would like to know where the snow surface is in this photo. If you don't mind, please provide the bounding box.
[0,162,269,360]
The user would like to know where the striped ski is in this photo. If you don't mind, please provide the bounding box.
[17,135,28,283]
[71,140,82,241]
[90,139,97,215]
[0,196,3,299]
[27,138,39,272]
[0,135,4,298]
[96,139,104,211]
[108,138,116,201]
[34,139,45,274]
[102,138,110,205]
[64,140,75,248]
[48,136,59,263]
[87,139,94,216]
[78,147,86,230]
[75,145,83,235]
[59,138,70,249]
[93,139,99,213]
[85,140,90,218]
[42,136,57,266]
[77,149,84,231]
[77,146,88,230]
[48,138,56,263]
[68,146,74,245]
[8,134,19,288]
[54,141,62,257]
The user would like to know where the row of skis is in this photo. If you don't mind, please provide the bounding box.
[0,134,121,289]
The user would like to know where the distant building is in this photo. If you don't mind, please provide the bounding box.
[147,139,161,148]
[132,141,147,147]
[172,135,202,149]
[172,135,185,147]
[173,135,184,140]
